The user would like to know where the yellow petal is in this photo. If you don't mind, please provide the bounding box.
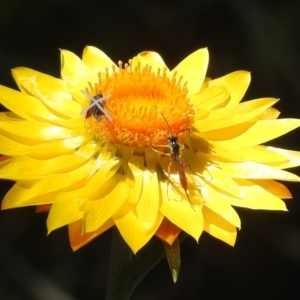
[47,196,83,233]
[68,218,114,251]
[83,158,122,198]
[203,206,237,246]
[205,71,251,107]
[137,169,160,233]
[1,181,57,209]
[160,181,203,241]
[0,134,83,158]
[0,133,27,155]
[0,119,85,141]
[7,156,120,209]
[114,203,162,254]
[209,144,289,165]
[127,155,145,202]
[83,175,128,232]
[230,179,287,210]
[0,85,58,122]
[60,49,97,101]
[131,150,162,232]
[249,179,292,199]
[172,48,209,95]
[218,161,300,181]
[194,98,279,132]
[0,143,96,180]
[82,46,116,73]
[202,183,241,228]
[259,107,280,120]
[12,67,81,119]
[191,85,229,120]
[130,51,169,73]
[201,163,246,199]
[19,160,96,199]
[184,149,244,199]
[134,155,161,233]
[195,120,254,141]
[267,147,300,169]
[0,109,82,135]
[211,119,300,146]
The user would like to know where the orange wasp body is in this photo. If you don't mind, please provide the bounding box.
[159,113,192,205]
[166,131,191,204]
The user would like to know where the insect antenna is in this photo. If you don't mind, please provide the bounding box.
[160,112,172,132]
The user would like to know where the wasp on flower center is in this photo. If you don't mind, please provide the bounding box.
[80,90,112,122]
[85,93,105,122]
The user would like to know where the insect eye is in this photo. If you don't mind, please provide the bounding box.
[169,136,177,143]
[94,93,103,100]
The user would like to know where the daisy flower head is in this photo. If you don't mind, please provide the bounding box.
[1,46,300,254]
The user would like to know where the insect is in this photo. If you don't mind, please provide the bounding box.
[85,93,105,121]
[156,113,192,206]
[80,90,112,122]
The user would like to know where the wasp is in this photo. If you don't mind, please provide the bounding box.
[80,90,112,122]
[155,113,192,206]
[85,93,105,121]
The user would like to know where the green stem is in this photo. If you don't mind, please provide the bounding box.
[105,228,133,300]
[105,228,187,300]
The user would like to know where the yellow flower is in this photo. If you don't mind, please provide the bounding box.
[1,46,300,254]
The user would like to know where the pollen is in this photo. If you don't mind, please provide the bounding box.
[84,60,194,149]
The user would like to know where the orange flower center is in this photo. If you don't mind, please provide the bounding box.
[84,61,194,149]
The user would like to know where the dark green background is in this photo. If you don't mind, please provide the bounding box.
[1,1,300,299]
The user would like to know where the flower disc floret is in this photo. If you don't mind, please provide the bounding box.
[85,61,194,149]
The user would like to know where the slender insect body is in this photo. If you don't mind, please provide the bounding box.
[176,157,188,191]
[159,113,193,206]
[168,135,180,160]
[168,140,191,204]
